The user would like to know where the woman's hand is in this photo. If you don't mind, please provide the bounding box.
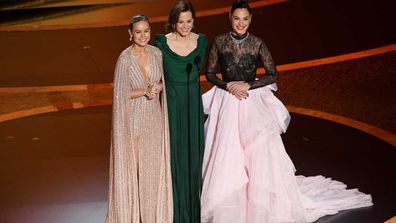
[227,81,250,93]
[145,85,155,100]
[144,81,163,100]
[227,81,250,100]
[151,81,163,94]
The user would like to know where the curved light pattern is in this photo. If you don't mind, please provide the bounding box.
[0,0,288,31]
[0,45,395,147]
[150,0,289,23]
[287,106,396,148]
[1,100,394,148]
[1,43,394,93]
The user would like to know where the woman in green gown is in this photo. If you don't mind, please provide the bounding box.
[155,1,207,222]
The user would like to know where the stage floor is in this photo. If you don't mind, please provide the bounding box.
[0,106,395,223]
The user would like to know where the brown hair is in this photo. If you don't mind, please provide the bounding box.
[165,0,196,32]
[129,14,150,30]
[231,0,252,14]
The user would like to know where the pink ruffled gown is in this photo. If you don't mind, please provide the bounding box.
[201,32,372,223]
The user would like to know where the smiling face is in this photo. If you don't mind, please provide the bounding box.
[175,11,194,37]
[129,20,150,47]
[230,8,251,36]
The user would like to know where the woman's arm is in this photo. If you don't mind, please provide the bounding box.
[129,88,151,99]
[205,39,228,90]
[247,40,279,90]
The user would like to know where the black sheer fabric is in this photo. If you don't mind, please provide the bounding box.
[205,32,279,90]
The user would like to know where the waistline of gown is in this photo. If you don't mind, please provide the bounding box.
[165,79,199,86]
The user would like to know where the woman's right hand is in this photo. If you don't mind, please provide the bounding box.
[227,81,249,100]
[144,85,155,100]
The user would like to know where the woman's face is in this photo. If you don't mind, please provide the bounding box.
[175,11,194,37]
[129,20,151,47]
[230,8,251,36]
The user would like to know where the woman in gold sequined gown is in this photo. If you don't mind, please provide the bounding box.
[105,15,173,223]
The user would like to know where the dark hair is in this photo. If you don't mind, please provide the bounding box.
[165,0,196,32]
[129,14,150,30]
[231,0,252,14]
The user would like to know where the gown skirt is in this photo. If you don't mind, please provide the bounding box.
[201,85,372,223]
[165,80,204,223]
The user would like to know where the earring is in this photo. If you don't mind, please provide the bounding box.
[129,36,132,41]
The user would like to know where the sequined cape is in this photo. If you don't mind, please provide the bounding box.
[106,45,173,223]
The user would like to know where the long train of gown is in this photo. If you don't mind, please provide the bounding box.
[201,85,372,223]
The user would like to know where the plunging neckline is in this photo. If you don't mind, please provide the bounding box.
[130,46,152,83]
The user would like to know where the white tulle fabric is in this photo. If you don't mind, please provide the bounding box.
[201,86,372,223]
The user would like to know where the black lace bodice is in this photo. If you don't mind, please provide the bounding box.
[205,32,279,90]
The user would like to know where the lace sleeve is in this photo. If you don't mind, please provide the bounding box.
[205,39,227,90]
[247,40,279,90]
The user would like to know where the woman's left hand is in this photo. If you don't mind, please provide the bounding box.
[151,82,163,94]
[228,81,250,95]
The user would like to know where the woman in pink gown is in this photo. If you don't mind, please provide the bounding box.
[200,1,373,222]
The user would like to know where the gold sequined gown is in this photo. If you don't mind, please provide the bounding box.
[106,45,173,223]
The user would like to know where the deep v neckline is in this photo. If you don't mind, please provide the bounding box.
[130,47,152,83]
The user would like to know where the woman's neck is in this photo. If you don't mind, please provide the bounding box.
[230,31,248,40]
[131,44,148,54]
[173,32,193,41]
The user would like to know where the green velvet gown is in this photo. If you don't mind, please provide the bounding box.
[155,33,207,223]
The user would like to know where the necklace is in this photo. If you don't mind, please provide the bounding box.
[229,32,249,45]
